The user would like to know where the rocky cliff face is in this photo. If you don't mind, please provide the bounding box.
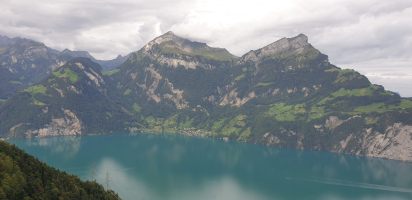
[364,124,412,161]
[109,31,237,114]
[0,58,133,137]
[241,34,314,62]
[24,109,83,137]
[1,32,411,161]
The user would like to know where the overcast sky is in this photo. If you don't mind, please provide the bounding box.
[1,0,411,96]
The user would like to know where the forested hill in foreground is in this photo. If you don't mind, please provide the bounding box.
[0,140,120,200]
[0,32,411,161]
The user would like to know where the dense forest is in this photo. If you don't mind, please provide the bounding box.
[0,141,120,200]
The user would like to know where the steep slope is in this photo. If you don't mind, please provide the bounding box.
[1,32,412,161]
[0,35,128,100]
[214,35,412,160]
[0,58,133,138]
[0,36,64,99]
[0,140,120,199]
[110,32,412,161]
[108,31,237,116]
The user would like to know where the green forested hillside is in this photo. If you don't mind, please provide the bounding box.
[0,141,120,200]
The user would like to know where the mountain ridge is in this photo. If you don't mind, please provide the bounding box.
[0,35,129,100]
[1,32,412,161]
[60,48,130,71]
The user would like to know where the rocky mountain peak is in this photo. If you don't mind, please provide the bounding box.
[138,31,236,63]
[0,36,48,54]
[142,31,182,51]
[163,31,176,37]
[52,57,106,91]
[13,37,46,49]
[264,33,309,51]
[61,48,71,53]
[60,49,94,60]
[241,33,316,62]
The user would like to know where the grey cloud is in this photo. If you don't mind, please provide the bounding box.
[0,0,194,57]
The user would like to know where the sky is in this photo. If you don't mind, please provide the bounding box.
[0,0,411,96]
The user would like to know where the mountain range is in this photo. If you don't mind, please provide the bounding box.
[0,35,128,100]
[0,32,411,161]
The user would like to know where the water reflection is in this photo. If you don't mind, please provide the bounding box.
[93,158,152,200]
[10,134,412,200]
[92,158,272,200]
[18,136,82,158]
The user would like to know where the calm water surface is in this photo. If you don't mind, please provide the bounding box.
[10,134,412,200]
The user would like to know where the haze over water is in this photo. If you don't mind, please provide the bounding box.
[11,134,412,200]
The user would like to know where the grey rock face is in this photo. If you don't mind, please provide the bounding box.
[241,34,318,63]
[362,124,412,161]
[25,109,83,137]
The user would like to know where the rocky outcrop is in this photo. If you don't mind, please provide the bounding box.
[219,89,256,107]
[241,34,313,62]
[262,132,281,145]
[140,31,235,67]
[23,109,83,137]
[75,62,105,87]
[325,116,345,130]
[361,124,412,161]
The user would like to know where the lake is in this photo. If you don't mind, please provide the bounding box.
[10,134,412,200]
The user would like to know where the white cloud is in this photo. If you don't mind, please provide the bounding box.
[0,0,411,96]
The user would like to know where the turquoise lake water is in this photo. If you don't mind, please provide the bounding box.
[10,134,412,200]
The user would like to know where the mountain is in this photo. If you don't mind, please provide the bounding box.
[0,140,120,199]
[60,49,129,71]
[97,54,130,71]
[0,35,128,100]
[0,58,133,137]
[1,32,412,161]
[108,31,237,115]
[0,36,64,100]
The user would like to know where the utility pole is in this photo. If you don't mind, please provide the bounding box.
[105,170,110,189]
[90,164,96,181]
